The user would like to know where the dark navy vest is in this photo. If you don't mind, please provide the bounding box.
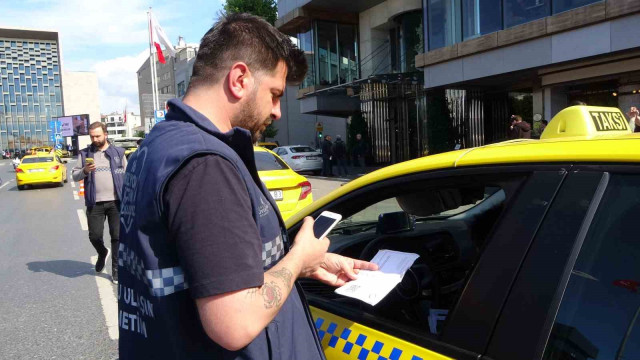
[117,98,325,360]
[79,144,126,207]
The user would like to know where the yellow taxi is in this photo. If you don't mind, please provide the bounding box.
[112,137,142,159]
[15,154,68,190]
[255,146,313,221]
[31,146,53,154]
[257,141,279,150]
[285,106,640,360]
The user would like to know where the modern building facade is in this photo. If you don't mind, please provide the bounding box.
[101,111,142,138]
[0,28,64,152]
[62,70,100,127]
[416,0,640,154]
[277,0,640,164]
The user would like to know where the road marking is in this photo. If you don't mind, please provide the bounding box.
[0,163,5,166]
[0,179,14,189]
[73,191,79,200]
[71,181,76,188]
[90,255,119,340]
[76,209,88,230]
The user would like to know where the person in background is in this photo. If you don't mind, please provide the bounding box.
[508,115,531,139]
[628,106,640,133]
[539,119,548,133]
[332,135,348,177]
[352,133,367,167]
[322,134,333,176]
[72,122,126,284]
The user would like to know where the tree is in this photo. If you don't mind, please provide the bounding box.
[134,130,146,138]
[262,123,278,140]
[222,0,277,25]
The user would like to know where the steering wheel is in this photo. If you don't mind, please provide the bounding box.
[359,237,436,301]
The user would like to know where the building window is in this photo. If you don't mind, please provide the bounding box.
[552,0,601,14]
[338,24,358,83]
[391,11,424,73]
[504,0,550,28]
[462,0,502,40]
[297,20,315,88]
[317,21,339,86]
[177,81,186,97]
[428,0,461,50]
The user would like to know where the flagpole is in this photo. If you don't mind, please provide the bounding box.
[147,8,158,119]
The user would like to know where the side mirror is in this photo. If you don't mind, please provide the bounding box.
[63,160,68,164]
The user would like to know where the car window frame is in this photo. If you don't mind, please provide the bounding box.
[484,165,640,360]
[288,164,571,359]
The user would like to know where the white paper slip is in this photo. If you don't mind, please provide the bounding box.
[335,249,419,306]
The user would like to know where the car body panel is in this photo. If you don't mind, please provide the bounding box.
[283,106,640,360]
[275,145,323,172]
[255,147,313,221]
[312,307,452,360]
[16,155,67,186]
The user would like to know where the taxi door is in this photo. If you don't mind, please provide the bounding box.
[484,165,640,360]
[293,165,573,360]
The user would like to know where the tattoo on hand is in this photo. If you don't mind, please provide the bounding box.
[261,281,282,309]
[271,267,293,288]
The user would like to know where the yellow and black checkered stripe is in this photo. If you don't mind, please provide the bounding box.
[311,307,452,360]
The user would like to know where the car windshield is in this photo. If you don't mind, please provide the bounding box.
[22,157,54,163]
[290,147,316,153]
[255,152,288,171]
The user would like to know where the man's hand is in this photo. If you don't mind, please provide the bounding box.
[309,253,379,287]
[83,162,96,174]
[290,217,330,278]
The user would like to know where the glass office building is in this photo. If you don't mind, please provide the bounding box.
[0,29,63,153]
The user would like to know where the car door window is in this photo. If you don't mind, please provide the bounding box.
[543,174,640,360]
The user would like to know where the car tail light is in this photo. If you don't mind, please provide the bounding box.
[298,181,312,200]
[50,165,60,172]
[291,155,304,159]
[16,168,24,173]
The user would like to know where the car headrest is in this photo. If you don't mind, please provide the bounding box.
[397,187,484,217]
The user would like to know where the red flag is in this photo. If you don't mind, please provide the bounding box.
[150,13,175,65]
[124,104,127,123]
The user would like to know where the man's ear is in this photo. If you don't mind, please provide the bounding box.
[227,62,254,100]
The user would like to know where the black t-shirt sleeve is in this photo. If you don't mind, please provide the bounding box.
[163,154,264,299]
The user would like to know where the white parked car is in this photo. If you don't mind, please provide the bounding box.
[273,145,322,175]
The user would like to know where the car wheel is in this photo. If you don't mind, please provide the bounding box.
[64,174,68,183]
[18,185,25,191]
[313,170,321,175]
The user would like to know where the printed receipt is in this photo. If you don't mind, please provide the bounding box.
[335,249,419,306]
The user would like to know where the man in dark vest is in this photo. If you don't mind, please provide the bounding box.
[118,13,377,359]
[72,122,126,284]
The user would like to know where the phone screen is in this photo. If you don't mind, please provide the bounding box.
[313,215,338,239]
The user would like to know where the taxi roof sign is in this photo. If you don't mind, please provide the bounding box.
[541,105,631,140]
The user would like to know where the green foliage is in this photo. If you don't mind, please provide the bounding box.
[262,123,278,139]
[134,130,146,138]
[223,0,278,25]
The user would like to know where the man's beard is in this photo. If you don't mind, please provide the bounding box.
[232,93,271,143]
[92,139,106,148]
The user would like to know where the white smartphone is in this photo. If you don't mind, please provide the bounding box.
[313,211,342,240]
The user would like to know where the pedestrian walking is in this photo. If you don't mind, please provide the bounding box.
[333,135,348,176]
[321,134,333,176]
[508,115,531,139]
[628,106,640,133]
[117,13,376,359]
[352,133,367,167]
[72,122,126,284]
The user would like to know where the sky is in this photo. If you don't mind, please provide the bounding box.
[0,0,225,115]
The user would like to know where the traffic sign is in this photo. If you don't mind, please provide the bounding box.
[55,143,63,149]
[155,110,166,123]
[316,122,323,132]
[49,135,55,142]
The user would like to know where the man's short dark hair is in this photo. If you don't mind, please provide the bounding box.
[188,13,307,90]
[89,122,107,133]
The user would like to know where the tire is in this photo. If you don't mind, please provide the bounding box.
[312,170,321,176]
[64,173,68,183]
[18,185,25,191]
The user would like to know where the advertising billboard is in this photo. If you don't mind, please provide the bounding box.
[55,114,90,136]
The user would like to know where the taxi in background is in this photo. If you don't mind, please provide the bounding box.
[257,141,279,150]
[284,106,640,360]
[255,146,313,221]
[31,146,53,155]
[15,154,68,190]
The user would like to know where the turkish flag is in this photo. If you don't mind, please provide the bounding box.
[150,13,175,64]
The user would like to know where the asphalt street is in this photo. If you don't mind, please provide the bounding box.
[0,159,118,360]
